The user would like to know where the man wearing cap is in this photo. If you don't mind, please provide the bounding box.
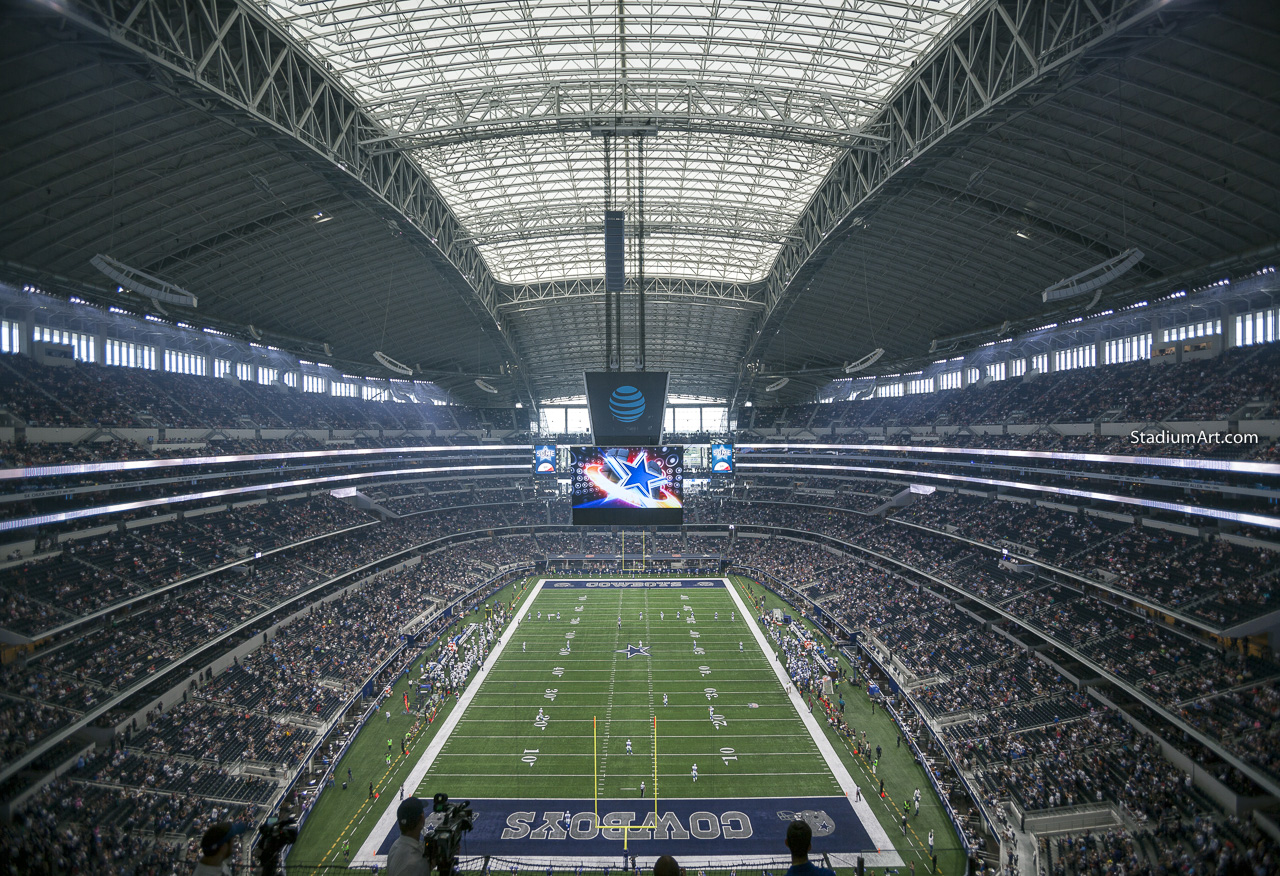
[783,819,836,876]
[194,822,247,875]
[388,796,432,876]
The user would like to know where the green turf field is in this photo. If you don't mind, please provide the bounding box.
[421,583,839,801]
[287,575,965,876]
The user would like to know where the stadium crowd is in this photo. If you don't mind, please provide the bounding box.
[0,354,529,433]
[0,525,521,872]
[0,338,1277,872]
[742,343,1280,434]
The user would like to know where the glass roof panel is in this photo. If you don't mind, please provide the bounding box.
[256,0,974,284]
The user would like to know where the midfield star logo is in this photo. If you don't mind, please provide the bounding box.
[615,643,650,658]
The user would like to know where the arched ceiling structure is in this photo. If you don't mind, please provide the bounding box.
[254,0,969,286]
[1,0,1278,406]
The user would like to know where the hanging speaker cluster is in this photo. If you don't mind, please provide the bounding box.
[1042,249,1143,303]
[373,351,413,376]
[844,348,885,374]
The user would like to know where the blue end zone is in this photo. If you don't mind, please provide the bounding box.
[542,579,725,589]
[377,797,877,858]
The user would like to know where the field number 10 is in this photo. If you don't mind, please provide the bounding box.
[720,747,737,765]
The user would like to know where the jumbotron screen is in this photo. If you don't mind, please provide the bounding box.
[570,446,683,526]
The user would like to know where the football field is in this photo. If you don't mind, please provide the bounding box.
[355,578,900,869]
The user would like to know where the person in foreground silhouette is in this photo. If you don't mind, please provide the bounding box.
[784,819,836,876]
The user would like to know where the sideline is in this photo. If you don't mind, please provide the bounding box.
[353,579,548,866]
[725,578,903,868]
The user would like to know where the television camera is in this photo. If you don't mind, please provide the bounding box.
[424,792,474,875]
[256,812,299,876]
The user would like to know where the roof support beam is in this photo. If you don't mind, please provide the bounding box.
[498,276,764,310]
[54,0,538,406]
[731,0,1206,410]
[357,80,892,150]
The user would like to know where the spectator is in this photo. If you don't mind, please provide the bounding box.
[194,822,246,875]
[784,819,836,876]
[387,797,432,876]
[654,855,683,876]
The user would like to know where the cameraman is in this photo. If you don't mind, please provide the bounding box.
[388,797,433,876]
[194,822,247,876]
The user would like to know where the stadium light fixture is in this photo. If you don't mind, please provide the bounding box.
[764,377,790,392]
[475,378,499,393]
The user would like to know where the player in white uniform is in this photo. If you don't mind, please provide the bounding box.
[691,763,697,782]
[739,641,744,651]
[660,611,664,620]
[626,738,632,755]
[662,693,668,706]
